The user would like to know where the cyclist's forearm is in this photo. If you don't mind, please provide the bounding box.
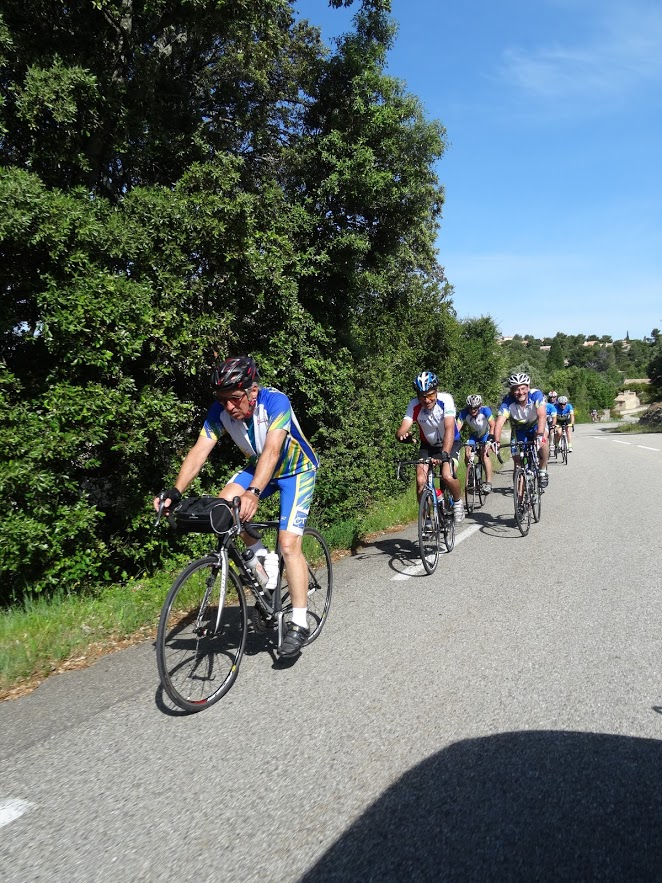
[250,430,286,490]
[174,446,211,493]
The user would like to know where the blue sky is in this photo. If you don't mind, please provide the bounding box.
[295,0,662,340]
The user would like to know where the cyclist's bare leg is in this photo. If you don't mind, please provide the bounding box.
[464,445,473,488]
[279,531,307,609]
[538,441,549,470]
[441,461,460,501]
[482,447,493,483]
[415,462,429,501]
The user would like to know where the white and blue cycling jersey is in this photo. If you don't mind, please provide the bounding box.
[200,386,319,535]
[404,393,456,448]
[498,388,545,428]
[546,403,557,425]
[201,386,318,478]
[555,402,574,424]
[458,406,493,442]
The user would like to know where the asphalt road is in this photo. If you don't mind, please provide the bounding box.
[2,424,662,882]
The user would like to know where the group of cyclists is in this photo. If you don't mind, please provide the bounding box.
[154,357,576,658]
[395,369,574,507]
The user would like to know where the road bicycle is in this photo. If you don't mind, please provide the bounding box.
[397,457,455,574]
[465,442,489,513]
[155,498,332,713]
[556,425,570,465]
[509,441,542,536]
[547,423,557,460]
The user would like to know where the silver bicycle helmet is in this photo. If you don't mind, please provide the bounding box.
[508,372,530,387]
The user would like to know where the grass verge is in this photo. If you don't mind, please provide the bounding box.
[607,421,660,434]
[1,453,508,699]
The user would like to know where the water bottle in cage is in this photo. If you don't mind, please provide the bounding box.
[242,549,269,588]
[263,551,280,590]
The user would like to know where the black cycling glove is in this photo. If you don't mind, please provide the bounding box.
[160,487,182,506]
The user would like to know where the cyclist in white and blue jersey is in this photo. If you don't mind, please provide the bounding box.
[456,395,495,494]
[546,391,558,435]
[493,372,550,487]
[554,395,575,452]
[154,357,318,657]
[396,370,465,523]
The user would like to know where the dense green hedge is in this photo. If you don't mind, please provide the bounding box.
[0,1,505,602]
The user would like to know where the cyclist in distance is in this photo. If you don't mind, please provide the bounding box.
[554,395,575,452]
[395,371,465,523]
[546,391,558,439]
[493,373,550,488]
[456,395,496,494]
[154,356,319,657]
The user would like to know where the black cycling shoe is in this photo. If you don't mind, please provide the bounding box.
[278,622,310,657]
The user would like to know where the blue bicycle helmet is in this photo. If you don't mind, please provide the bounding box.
[413,371,438,393]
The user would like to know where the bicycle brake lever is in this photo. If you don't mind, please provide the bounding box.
[153,494,166,529]
[231,495,242,530]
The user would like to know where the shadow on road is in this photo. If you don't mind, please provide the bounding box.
[354,536,422,575]
[301,730,662,882]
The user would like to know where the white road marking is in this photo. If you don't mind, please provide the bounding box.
[637,445,660,451]
[612,440,632,445]
[0,799,35,829]
[391,523,481,581]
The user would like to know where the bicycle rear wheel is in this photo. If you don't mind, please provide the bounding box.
[418,489,440,574]
[279,527,333,643]
[156,557,247,712]
[513,467,531,536]
[465,463,478,513]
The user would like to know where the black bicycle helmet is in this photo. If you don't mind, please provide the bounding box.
[210,356,259,392]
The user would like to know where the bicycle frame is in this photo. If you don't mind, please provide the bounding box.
[201,502,290,647]
[397,456,454,510]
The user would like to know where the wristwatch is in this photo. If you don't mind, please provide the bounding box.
[440,451,451,463]
[246,486,261,497]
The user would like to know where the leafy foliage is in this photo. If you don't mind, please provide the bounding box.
[0,1,505,602]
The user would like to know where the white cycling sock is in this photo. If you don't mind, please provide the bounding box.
[292,608,308,628]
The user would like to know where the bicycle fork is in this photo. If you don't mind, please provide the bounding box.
[197,553,228,638]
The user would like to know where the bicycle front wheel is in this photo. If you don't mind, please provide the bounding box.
[279,527,333,644]
[476,462,485,508]
[442,493,456,552]
[560,434,568,465]
[465,464,477,513]
[418,489,440,574]
[513,467,531,536]
[156,557,247,713]
[531,473,542,523]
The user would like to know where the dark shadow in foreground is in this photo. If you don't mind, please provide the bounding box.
[301,730,662,882]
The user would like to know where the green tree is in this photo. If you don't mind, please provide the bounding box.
[648,343,662,399]
[546,336,564,372]
[2,0,499,600]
